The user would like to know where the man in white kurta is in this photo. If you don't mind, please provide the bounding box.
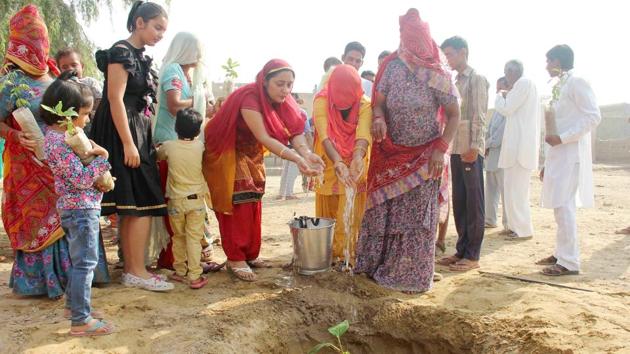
[539,45,601,275]
[494,61,540,240]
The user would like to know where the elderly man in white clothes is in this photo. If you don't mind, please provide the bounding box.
[494,60,540,241]
[537,44,601,276]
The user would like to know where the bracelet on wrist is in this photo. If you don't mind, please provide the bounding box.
[279,147,289,159]
[434,137,449,153]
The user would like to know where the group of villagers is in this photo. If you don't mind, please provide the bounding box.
[1,1,461,336]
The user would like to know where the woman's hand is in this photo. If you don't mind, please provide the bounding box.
[371,118,387,143]
[13,131,37,152]
[334,161,354,188]
[87,140,109,159]
[123,142,140,168]
[304,152,325,174]
[349,156,364,182]
[296,157,320,177]
[428,150,446,179]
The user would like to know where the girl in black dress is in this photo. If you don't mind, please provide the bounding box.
[91,1,172,291]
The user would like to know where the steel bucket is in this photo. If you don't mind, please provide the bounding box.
[289,217,335,275]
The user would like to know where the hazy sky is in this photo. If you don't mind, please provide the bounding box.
[87,0,628,105]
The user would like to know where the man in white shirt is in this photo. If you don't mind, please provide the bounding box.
[537,45,601,276]
[494,60,540,240]
[485,77,510,230]
[341,41,372,98]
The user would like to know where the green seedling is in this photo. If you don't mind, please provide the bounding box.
[308,320,351,354]
[41,101,79,135]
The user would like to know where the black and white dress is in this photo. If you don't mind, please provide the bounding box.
[91,40,166,216]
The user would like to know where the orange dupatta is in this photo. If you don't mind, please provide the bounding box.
[203,59,305,213]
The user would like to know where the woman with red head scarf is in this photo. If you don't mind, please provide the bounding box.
[204,59,324,281]
[354,9,460,293]
[0,5,108,298]
[313,64,372,266]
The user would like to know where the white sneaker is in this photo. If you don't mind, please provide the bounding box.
[121,272,174,292]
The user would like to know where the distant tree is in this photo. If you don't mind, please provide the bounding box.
[0,0,137,78]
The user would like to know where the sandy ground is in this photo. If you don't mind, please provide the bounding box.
[0,164,628,353]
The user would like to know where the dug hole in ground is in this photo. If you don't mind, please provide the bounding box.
[0,165,628,353]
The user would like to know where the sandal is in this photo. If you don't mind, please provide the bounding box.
[202,261,226,273]
[448,259,480,272]
[70,319,114,337]
[541,264,579,276]
[436,255,460,266]
[201,246,214,262]
[247,259,272,268]
[64,308,104,320]
[189,276,209,289]
[535,255,557,266]
[227,264,257,282]
[433,272,443,282]
[168,273,187,283]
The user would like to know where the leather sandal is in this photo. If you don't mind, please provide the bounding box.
[535,255,557,266]
[436,255,460,266]
[541,264,579,276]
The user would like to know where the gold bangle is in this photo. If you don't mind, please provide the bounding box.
[353,146,367,155]
[334,160,346,169]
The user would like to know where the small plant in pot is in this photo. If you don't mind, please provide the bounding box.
[221,57,240,96]
[41,101,115,192]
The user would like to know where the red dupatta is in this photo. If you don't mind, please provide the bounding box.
[4,5,60,76]
[314,64,363,159]
[367,9,454,205]
[203,59,305,213]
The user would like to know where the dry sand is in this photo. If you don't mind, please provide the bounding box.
[0,164,628,353]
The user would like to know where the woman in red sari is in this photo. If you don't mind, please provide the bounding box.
[354,9,460,293]
[204,59,324,281]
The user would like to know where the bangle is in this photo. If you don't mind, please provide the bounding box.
[334,160,346,169]
[279,147,289,159]
[373,115,385,121]
[434,137,449,153]
[353,146,367,157]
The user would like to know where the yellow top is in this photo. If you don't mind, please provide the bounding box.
[157,139,210,199]
[313,95,372,195]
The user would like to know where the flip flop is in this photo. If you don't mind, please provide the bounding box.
[247,259,272,268]
[69,319,114,337]
[201,246,214,261]
[448,259,480,272]
[535,255,557,266]
[436,255,460,266]
[202,261,226,273]
[227,265,257,282]
[189,276,209,289]
[541,264,579,276]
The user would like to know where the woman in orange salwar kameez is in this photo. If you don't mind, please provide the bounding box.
[203,59,324,281]
[312,64,372,266]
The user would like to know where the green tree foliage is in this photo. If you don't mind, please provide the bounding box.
[0,0,133,78]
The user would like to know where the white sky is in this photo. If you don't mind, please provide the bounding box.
[87,0,628,106]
